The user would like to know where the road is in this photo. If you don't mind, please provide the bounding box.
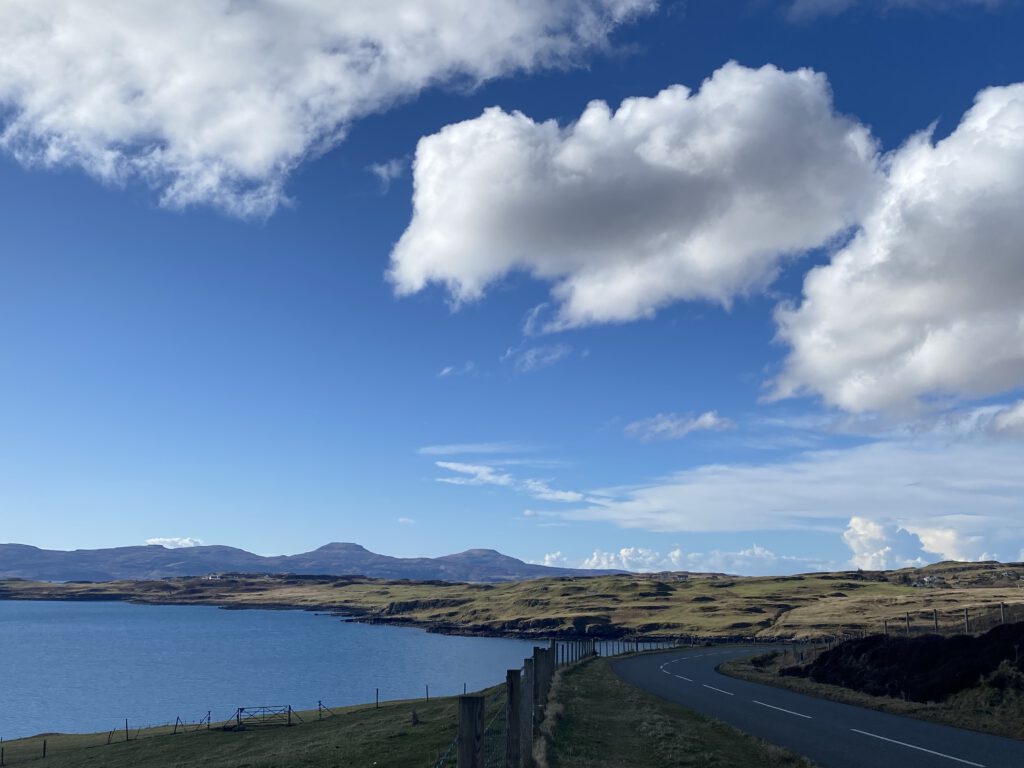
[611,646,1024,768]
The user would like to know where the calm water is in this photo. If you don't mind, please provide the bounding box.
[0,600,538,739]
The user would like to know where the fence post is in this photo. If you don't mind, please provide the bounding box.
[506,669,521,768]
[43,740,47,758]
[964,608,970,634]
[457,695,484,768]
[1001,602,1007,624]
[906,612,911,637]
[532,647,546,726]
[520,659,534,768]
[125,718,129,742]
[883,619,887,635]
[376,688,379,709]
[933,610,939,633]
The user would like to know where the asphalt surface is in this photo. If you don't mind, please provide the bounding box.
[611,646,1024,768]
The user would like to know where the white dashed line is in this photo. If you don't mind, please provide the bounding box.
[702,684,734,696]
[752,700,812,719]
[674,674,693,681]
[849,729,985,767]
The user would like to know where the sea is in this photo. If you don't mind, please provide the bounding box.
[0,600,538,739]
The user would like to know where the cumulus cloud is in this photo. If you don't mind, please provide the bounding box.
[397,517,416,525]
[559,439,1024,562]
[389,61,879,327]
[582,546,667,570]
[624,410,735,441]
[578,544,830,574]
[774,83,1024,413]
[541,551,568,566]
[842,517,930,570]
[146,537,203,549]
[0,0,652,217]
[788,0,1003,19]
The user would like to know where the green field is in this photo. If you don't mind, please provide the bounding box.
[0,693,509,768]
[4,560,1024,640]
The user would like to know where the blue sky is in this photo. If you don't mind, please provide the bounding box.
[1,0,1023,574]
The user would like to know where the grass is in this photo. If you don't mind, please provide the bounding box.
[721,650,1024,742]
[3,560,1024,640]
[540,657,817,768]
[0,693,506,768]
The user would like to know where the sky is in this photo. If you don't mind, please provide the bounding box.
[1,0,1023,575]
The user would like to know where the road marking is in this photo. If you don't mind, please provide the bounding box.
[849,729,985,767]
[674,674,693,681]
[702,684,734,696]
[752,700,812,719]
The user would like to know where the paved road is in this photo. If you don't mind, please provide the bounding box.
[612,646,1024,768]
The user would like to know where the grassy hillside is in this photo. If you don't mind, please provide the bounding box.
[0,693,508,768]
[3,560,1024,639]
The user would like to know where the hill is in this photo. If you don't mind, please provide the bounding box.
[0,541,621,583]
[4,560,1024,640]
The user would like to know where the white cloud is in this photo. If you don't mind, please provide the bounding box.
[146,537,203,549]
[577,544,829,574]
[624,410,735,441]
[397,517,416,525]
[0,0,652,217]
[418,442,530,456]
[774,83,1024,413]
[993,400,1024,436]
[558,439,1024,562]
[367,158,406,193]
[582,546,664,571]
[435,462,583,502]
[842,517,930,570]
[438,361,476,378]
[435,461,514,487]
[503,344,573,373]
[542,551,568,566]
[683,544,834,575]
[788,0,1003,20]
[389,61,879,327]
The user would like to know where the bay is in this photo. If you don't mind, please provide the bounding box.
[0,600,538,739]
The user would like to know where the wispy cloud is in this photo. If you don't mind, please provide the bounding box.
[367,158,405,193]
[435,462,583,503]
[435,461,514,487]
[437,361,476,378]
[502,343,572,373]
[418,442,531,456]
[556,438,1024,562]
[397,517,415,525]
[624,410,736,442]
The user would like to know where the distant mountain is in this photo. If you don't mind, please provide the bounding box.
[0,542,622,583]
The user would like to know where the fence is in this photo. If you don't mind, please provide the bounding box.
[793,600,1024,648]
[447,636,691,768]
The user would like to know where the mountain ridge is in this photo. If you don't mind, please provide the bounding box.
[0,541,622,583]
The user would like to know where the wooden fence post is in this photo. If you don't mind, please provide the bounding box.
[520,659,534,768]
[933,610,939,633]
[964,608,970,634]
[457,695,484,768]
[506,669,521,768]
[906,612,911,637]
[1001,602,1007,624]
